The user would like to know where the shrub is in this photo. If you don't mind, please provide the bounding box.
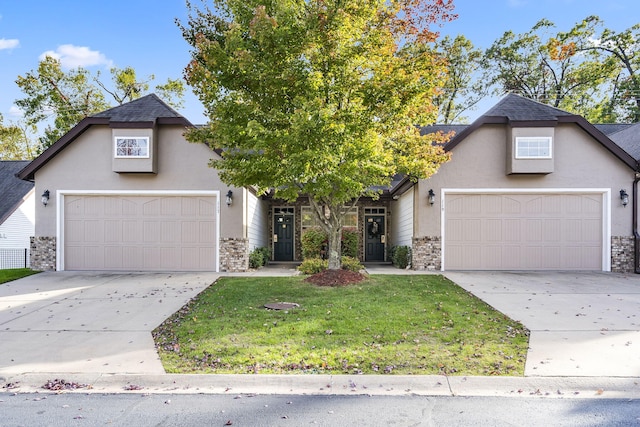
[301,228,327,259]
[341,256,363,272]
[249,247,271,269]
[298,258,328,274]
[341,227,359,258]
[391,245,412,269]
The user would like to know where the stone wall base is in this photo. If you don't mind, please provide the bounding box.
[220,238,249,272]
[412,236,441,271]
[611,236,634,273]
[30,236,56,271]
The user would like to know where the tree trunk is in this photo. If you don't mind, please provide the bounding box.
[327,226,342,270]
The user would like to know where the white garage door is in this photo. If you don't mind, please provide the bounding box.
[444,192,604,270]
[63,195,217,271]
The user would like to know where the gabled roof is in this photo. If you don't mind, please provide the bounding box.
[440,94,638,170]
[17,94,193,181]
[0,161,34,225]
[594,123,634,136]
[606,122,640,161]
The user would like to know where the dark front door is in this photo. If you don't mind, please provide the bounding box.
[365,215,385,261]
[274,214,294,261]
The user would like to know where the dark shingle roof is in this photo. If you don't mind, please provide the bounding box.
[93,93,184,122]
[483,93,574,121]
[594,123,634,136]
[18,94,193,181]
[420,124,469,135]
[606,123,640,161]
[0,161,34,224]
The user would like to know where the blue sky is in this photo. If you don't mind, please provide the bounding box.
[0,0,638,126]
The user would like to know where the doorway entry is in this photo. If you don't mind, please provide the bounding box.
[364,208,386,262]
[273,207,294,261]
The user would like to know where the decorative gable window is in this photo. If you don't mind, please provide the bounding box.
[515,137,552,159]
[115,137,150,158]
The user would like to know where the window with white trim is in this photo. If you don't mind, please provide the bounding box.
[115,137,149,158]
[301,206,358,230]
[515,137,552,159]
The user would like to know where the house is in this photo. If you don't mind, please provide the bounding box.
[17,93,640,273]
[17,94,267,272]
[408,94,639,272]
[0,160,35,268]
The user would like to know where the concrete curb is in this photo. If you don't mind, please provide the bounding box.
[2,373,639,399]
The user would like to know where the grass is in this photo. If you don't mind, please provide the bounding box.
[153,275,529,376]
[0,268,38,284]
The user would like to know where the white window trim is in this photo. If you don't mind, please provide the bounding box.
[515,136,552,159]
[439,188,611,272]
[114,136,150,158]
[56,190,220,272]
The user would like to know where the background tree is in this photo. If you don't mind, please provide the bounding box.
[180,0,454,270]
[0,114,38,160]
[483,18,618,120]
[434,35,487,123]
[568,16,640,122]
[14,56,185,150]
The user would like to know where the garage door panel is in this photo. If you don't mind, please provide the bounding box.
[445,193,603,270]
[64,195,217,271]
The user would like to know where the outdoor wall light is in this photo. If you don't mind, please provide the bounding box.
[41,190,50,207]
[428,189,435,206]
[226,190,233,206]
[620,189,629,207]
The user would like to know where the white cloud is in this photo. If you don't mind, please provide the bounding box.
[8,105,23,117]
[39,44,113,69]
[0,38,19,50]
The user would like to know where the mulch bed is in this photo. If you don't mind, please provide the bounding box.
[304,269,367,286]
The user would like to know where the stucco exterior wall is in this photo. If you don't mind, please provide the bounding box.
[33,125,244,239]
[416,124,636,238]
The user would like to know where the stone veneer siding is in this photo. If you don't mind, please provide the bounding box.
[611,236,634,273]
[412,236,441,271]
[30,236,56,271]
[219,237,249,272]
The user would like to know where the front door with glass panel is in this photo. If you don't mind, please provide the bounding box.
[273,208,294,261]
[365,208,385,262]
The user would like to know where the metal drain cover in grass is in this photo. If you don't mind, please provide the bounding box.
[264,302,300,310]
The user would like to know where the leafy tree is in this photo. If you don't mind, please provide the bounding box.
[14,56,185,150]
[567,16,640,122]
[483,19,617,119]
[0,114,38,160]
[180,0,454,270]
[434,35,487,123]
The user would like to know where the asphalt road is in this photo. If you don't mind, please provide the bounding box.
[1,393,638,426]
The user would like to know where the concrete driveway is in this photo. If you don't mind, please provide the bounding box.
[0,271,219,375]
[445,271,640,377]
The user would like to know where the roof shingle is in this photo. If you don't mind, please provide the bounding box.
[0,161,34,224]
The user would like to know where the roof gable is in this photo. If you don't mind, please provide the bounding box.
[440,94,637,170]
[0,161,34,224]
[17,94,193,181]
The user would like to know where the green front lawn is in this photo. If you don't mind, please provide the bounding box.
[0,268,38,284]
[153,275,529,376]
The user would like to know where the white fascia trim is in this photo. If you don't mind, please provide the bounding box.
[440,188,612,272]
[56,190,221,272]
